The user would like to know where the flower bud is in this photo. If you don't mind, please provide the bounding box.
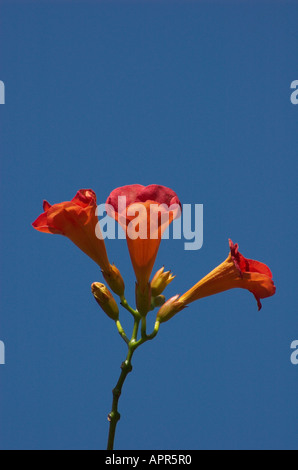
[91,282,119,320]
[151,267,175,297]
[102,264,125,296]
[152,295,166,308]
[156,295,186,323]
[135,282,151,316]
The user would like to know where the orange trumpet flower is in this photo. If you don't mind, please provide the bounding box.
[179,239,276,311]
[32,189,111,272]
[106,184,181,291]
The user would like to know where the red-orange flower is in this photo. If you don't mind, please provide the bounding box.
[179,239,276,311]
[106,184,181,290]
[32,189,111,272]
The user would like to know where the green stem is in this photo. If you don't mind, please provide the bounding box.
[120,295,139,318]
[107,312,160,450]
[107,312,140,451]
[135,320,160,347]
[107,281,162,450]
[141,316,147,339]
[131,315,141,342]
[107,346,134,450]
[115,320,129,345]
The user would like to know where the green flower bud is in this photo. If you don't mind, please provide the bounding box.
[152,295,166,308]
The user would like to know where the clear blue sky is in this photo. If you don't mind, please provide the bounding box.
[0,0,297,450]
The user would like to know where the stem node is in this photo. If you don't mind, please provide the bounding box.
[121,360,133,373]
[108,411,120,423]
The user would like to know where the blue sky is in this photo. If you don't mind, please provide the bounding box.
[0,0,297,450]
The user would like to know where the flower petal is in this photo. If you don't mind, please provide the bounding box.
[180,240,276,311]
[32,189,110,271]
[43,200,52,211]
[106,184,181,288]
[229,239,273,278]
